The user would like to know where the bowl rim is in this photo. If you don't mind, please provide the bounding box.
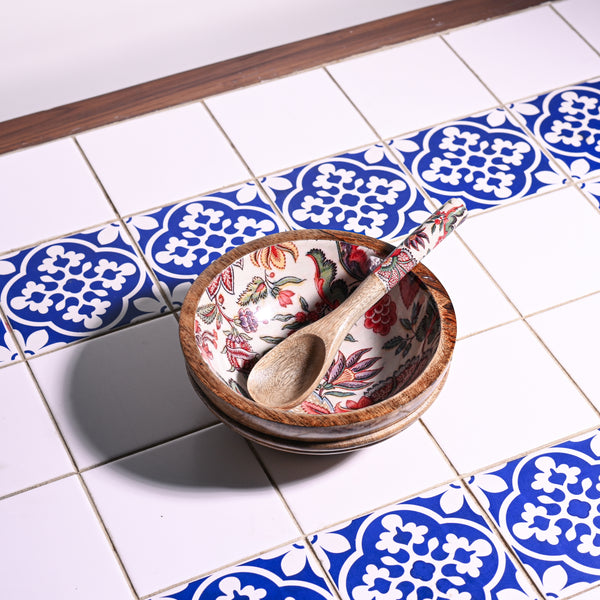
[179,229,456,428]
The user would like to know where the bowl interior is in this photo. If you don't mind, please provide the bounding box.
[193,238,442,414]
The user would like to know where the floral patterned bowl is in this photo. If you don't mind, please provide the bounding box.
[179,230,456,454]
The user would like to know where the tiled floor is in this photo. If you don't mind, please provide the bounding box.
[2,2,600,598]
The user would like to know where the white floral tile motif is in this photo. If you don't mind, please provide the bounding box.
[151,541,335,600]
[390,108,563,212]
[261,144,433,241]
[511,79,600,182]
[0,316,20,365]
[580,177,600,209]
[469,429,600,598]
[128,182,284,307]
[0,223,168,355]
[314,482,537,599]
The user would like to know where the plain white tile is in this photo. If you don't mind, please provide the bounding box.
[421,235,520,339]
[528,293,600,411]
[77,102,250,215]
[422,320,598,474]
[0,476,133,599]
[0,363,74,497]
[255,421,455,533]
[83,425,299,597]
[555,0,600,53]
[29,314,217,469]
[0,139,114,254]
[328,36,498,138]
[205,69,377,175]
[457,188,600,316]
[445,6,600,102]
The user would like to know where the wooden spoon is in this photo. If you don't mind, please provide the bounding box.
[247,198,468,410]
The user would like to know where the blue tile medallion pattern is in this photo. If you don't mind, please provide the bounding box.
[0,223,166,355]
[128,183,283,306]
[512,79,600,181]
[469,429,600,598]
[262,144,434,241]
[152,541,335,600]
[391,108,563,212]
[313,483,535,599]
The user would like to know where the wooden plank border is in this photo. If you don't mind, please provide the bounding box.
[0,0,545,155]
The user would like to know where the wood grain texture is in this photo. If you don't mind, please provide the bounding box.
[0,0,546,155]
[179,229,457,453]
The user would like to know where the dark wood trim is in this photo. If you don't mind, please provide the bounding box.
[0,0,545,155]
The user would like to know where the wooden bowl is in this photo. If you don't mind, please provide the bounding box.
[179,230,456,454]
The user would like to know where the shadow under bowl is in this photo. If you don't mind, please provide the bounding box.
[179,230,456,454]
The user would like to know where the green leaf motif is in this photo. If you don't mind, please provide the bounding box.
[307,248,349,306]
[260,335,285,345]
[196,303,217,324]
[272,275,305,288]
[272,313,295,322]
[416,302,437,342]
[238,276,268,306]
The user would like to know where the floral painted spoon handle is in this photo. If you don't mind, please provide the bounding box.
[372,197,467,292]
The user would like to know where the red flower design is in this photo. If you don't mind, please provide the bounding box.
[195,322,217,361]
[364,294,397,336]
[277,289,295,307]
[334,396,374,412]
[399,274,421,309]
[225,334,255,372]
[206,265,235,299]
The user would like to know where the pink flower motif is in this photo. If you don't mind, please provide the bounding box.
[225,334,255,372]
[364,294,397,336]
[277,289,295,308]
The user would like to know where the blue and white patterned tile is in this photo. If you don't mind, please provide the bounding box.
[0,223,168,356]
[390,108,564,212]
[469,429,600,599]
[127,182,285,307]
[313,482,539,599]
[0,315,21,365]
[579,177,600,210]
[510,79,600,183]
[261,144,434,242]
[151,541,335,600]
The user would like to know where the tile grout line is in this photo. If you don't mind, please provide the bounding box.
[244,440,347,600]
[322,63,445,218]
[72,137,179,313]
[199,99,296,231]
[459,480,547,598]
[440,28,592,196]
[419,409,595,599]
[439,25,600,203]
[76,472,142,599]
[139,534,311,600]
[551,1,600,61]
[5,358,142,595]
[454,202,600,421]
[523,318,600,419]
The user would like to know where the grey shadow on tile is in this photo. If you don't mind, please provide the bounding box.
[61,314,349,486]
[62,314,215,468]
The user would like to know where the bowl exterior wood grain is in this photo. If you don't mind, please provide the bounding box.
[179,229,456,453]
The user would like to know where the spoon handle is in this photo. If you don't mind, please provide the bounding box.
[373,198,468,292]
